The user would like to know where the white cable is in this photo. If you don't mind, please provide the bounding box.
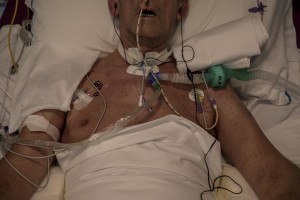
[150,72,181,116]
[135,67,147,107]
[19,19,33,46]
[200,71,219,130]
[136,4,150,108]
[136,8,143,58]
[86,75,107,134]
[1,143,51,189]
[0,86,13,99]
[3,87,162,150]
[0,72,12,127]
[136,1,149,65]
[7,147,57,159]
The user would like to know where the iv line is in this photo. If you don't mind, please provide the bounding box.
[8,0,20,74]
[0,84,162,151]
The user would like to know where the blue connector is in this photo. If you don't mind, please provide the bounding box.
[147,72,161,91]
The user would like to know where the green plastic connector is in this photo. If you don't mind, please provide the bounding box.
[204,65,250,88]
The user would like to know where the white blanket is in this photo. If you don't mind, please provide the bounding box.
[0,25,21,128]
[56,115,222,200]
[8,42,100,132]
[245,99,300,168]
[173,16,269,72]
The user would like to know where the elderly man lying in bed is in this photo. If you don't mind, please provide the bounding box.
[1,0,300,199]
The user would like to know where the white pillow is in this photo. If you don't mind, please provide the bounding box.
[25,0,119,57]
[24,0,262,47]
[25,0,264,69]
[25,0,221,52]
[24,0,298,105]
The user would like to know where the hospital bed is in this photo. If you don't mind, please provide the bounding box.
[0,0,300,199]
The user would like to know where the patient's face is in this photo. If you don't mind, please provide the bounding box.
[116,0,183,48]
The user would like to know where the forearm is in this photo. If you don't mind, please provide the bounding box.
[0,132,54,199]
[0,110,65,200]
[212,84,300,200]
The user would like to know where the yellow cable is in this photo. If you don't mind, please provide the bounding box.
[7,0,19,74]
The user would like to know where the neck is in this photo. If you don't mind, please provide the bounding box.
[118,43,173,67]
[120,32,169,56]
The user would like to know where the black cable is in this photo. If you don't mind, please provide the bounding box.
[178,12,205,127]
[113,6,243,200]
[199,139,243,200]
[200,175,243,199]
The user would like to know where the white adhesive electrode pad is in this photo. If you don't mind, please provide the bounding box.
[72,89,93,111]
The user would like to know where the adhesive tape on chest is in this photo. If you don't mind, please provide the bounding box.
[20,115,60,141]
[72,89,93,110]
[126,65,159,76]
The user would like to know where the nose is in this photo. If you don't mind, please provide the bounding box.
[145,0,150,6]
[141,0,150,9]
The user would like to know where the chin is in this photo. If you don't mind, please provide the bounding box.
[139,29,164,39]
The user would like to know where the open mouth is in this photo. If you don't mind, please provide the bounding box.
[141,10,156,17]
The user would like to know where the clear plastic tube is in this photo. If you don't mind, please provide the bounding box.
[3,107,147,150]
[249,1,300,98]
[159,73,205,84]
[2,89,162,151]
[251,0,286,68]
[249,70,300,97]
[159,70,300,98]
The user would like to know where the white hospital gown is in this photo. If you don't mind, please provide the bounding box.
[56,115,222,200]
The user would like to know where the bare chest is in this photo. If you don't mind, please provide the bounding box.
[62,59,198,143]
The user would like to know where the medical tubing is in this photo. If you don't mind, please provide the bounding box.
[159,73,205,84]
[2,88,162,150]
[251,0,286,68]
[149,72,181,116]
[3,106,144,149]
[3,106,145,150]
[8,0,19,74]
[249,70,300,96]
[20,19,33,46]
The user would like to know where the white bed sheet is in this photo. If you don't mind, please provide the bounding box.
[245,99,300,167]
[29,97,300,200]
[30,166,65,200]
[0,0,299,199]
[26,97,300,200]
